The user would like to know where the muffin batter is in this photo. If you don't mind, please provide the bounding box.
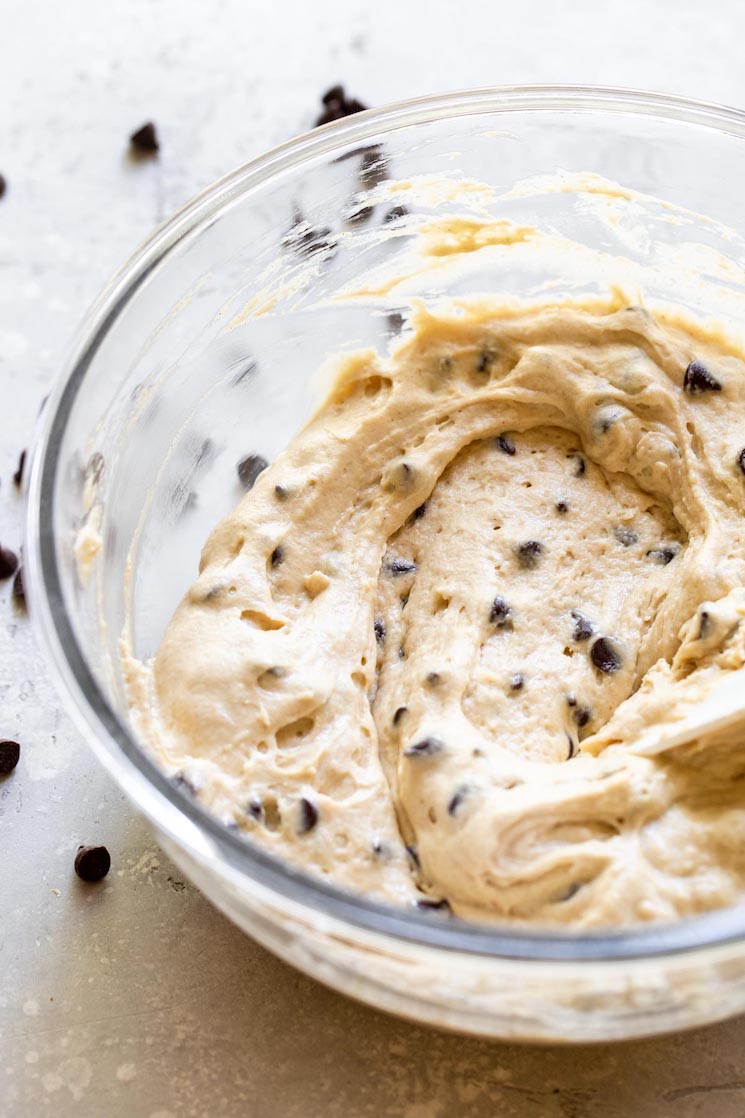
[127,297,745,927]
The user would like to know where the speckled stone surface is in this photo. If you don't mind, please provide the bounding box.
[3,2,745,1115]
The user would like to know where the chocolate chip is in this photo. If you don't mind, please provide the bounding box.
[490,595,512,627]
[246,796,264,821]
[646,546,678,565]
[0,546,18,580]
[566,734,577,759]
[383,204,409,224]
[684,359,722,394]
[358,147,389,191]
[398,646,406,660]
[571,609,595,642]
[270,545,284,568]
[496,433,516,456]
[404,736,444,758]
[74,844,111,882]
[555,500,569,514]
[416,897,451,913]
[476,349,496,373]
[12,567,25,605]
[388,310,407,334]
[393,706,407,725]
[374,618,386,643]
[412,502,427,520]
[572,704,592,728]
[237,453,268,489]
[699,609,711,639]
[85,451,105,485]
[13,449,26,488]
[371,838,387,857]
[298,797,318,835]
[569,454,586,477]
[172,772,197,796]
[129,122,159,154]
[0,739,20,774]
[283,208,337,260]
[405,843,421,869]
[344,196,374,225]
[0,174,6,199]
[274,484,289,500]
[386,557,417,576]
[425,671,441,686]
[590,635,623,674]
[510,673,525,691]
[595,409,620,433]
[613,526,639,547]
[447,785,469,816]
[315,85,368,126]
[738,448,745,477]
[515,540,544,569]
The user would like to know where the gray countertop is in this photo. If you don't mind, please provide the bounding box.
[3,2,745,1114]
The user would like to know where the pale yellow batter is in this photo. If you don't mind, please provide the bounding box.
[127,296,745,927]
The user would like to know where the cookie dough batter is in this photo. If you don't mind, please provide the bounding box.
[128,297,745,927]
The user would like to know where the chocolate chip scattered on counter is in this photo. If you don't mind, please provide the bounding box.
[509,672,525,691]
[0,546,18,580]
[416,897,451,912]
[0,739,20,774]
[130,122,159,154]
[297,797,319,835]
[613,526,639,547]
[447,785,469,816]
[237,453,268,489]
[382,204,409,224]
[270,545,284,568]
[12,567,25,605]
[412,501,427,520]
[571,609,595,642]
[0,174,6,199]
[386,556,417,576]
[13,449,26,488]
[555,499,569,514]
[393,706,407,726]
[315,85,368,127]
[590,635,623,674]
[515,540,544,569]
[490,595,512,627]
[738,448,745,477]
[646,546,678,565]
[74,844,111,882]
[404,736,444,759]
[684,359,722,394]
[496,433,516,456]
[374,618,386,643]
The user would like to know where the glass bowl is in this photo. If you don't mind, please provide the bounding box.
[26,85,745,1042]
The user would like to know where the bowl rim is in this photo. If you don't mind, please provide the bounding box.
[26,82,745,963]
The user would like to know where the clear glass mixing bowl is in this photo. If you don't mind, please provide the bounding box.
[26,86,745,1041]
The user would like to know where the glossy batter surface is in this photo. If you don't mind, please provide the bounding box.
[127,300,745,926]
